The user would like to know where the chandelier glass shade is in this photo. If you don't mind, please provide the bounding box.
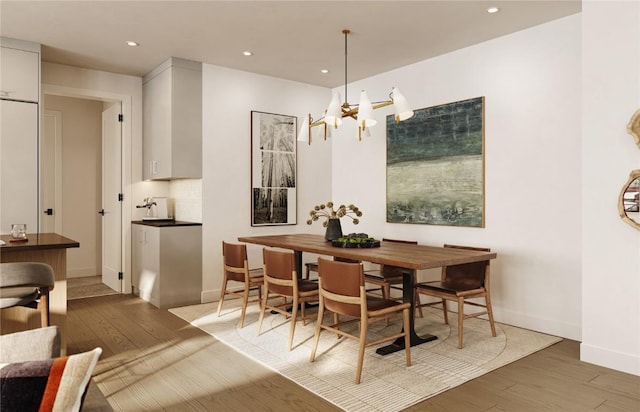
[298,29,414,144]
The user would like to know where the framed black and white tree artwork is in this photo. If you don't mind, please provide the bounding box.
[251,111,297,226]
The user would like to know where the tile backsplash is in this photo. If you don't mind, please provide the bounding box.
[169,179,202,223]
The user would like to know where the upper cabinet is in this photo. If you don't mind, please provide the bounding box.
[0,37,40,234]
[143,57,202,180]
[0,38,40,103]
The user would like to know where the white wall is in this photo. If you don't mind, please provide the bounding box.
[201,65,332,301]
[581,0,640,376]
[44,95,102,278]
[331,15,583,340]
[169,179,202,222]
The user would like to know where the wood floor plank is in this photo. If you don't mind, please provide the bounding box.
[595,395,640,412]
[68,294,640,412]
[589,370,640,399]
[69,294,340,411]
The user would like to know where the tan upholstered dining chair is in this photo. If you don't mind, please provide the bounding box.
[217,241,263,327]
[310,258,411,384]
[304,261,318,280]
[258,248,319,351]
[0,262,55,328]
[414,244,496,349]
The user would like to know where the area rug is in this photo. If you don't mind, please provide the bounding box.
[170,301,561,412]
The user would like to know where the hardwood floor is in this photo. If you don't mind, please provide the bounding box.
[67,275,118,300]
[68,294,640,412]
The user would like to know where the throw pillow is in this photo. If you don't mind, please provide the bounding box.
[0,326,61,362]
[0,347,102,412]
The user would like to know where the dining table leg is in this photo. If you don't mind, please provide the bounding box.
[375,269,437,355]
[293,250,303,279]
[293,249,317,309]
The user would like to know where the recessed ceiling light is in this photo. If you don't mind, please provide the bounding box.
[487,7,500,14]
[321,69,329,74]
[126,41,139,47]
[243,51,253,56]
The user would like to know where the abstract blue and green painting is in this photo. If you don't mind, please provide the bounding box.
[386,97,484,227]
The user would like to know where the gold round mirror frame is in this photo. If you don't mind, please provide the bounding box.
[627,109,640,150]
[620,109,640,230]
[619,169,640,230]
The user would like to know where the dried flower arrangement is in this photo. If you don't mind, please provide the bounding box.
[306,201,363,227]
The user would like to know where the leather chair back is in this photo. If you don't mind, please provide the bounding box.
[318,258,363,317]
[262,248,295,296]
[222,242,249,282]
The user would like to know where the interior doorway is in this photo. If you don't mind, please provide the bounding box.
[41,94,123,293]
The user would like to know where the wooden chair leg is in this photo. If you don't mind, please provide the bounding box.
[402,307,411,367]
[289,299,299,351]
[257,290,269,336]
[216,278,228,317]
[485,293,497,337]
[457,298,464,349]
[38,291,50,327]
[411,273,423,318]
[310,301,324,362]
[441,298,449,324]
[301,298,306,325]
[239,284,251,328]
[355,320,367,384]
[383,284,390,299]
[414,290,423,318]
[383,284,392,326]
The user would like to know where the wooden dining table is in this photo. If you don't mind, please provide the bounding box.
[238,233,497,355]
[0,233,80,355]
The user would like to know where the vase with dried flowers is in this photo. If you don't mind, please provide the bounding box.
[306,201,363,241]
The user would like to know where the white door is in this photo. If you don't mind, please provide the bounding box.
[101,103,122,292]
[41,110,63,233]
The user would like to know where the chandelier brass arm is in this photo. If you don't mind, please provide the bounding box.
[298,29,414,145]
[308,99,395,127]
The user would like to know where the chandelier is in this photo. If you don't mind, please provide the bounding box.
[298,29,414,144]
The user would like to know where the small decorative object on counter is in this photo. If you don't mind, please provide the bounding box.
[332,233,380,248]
[306,201,363,241]
[9,224,27,242]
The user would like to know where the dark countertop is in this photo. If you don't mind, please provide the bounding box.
[0,233,80,252]
[132,220,202,227]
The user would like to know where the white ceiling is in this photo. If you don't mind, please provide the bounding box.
[0,1,581,88]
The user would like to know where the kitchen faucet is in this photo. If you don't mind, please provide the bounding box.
[136,197,157,218]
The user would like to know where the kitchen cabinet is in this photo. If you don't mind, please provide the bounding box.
[132,222,202,309]
[0,101,38,234]
[0,38,40,235]
[0,39,39,103]
[143,57,202,180]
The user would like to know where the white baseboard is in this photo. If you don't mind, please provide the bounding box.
[490,305,581,341]
[201,289,218,303]
[581,342,640,376]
